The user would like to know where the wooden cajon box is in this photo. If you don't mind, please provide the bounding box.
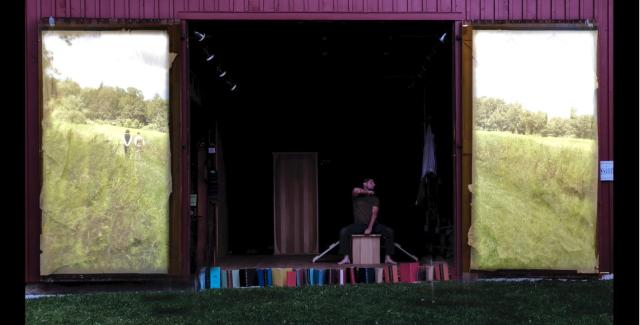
[351,234,381,264]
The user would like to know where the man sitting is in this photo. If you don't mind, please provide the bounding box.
[337,178,397,265]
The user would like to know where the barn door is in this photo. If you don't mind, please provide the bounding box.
[273,152,319,254]
[462,26,599,273]
[39,24,184,276]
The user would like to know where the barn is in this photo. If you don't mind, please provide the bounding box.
[25,0,615,284]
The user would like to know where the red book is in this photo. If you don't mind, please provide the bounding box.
[442,263,450,281]
[434,263,442,281]
[399,263,410,283]
[286,271,297,287]
[349,267,357,284]
[383,265,390,283]
[399,262,418,283]
[391,265,399,283]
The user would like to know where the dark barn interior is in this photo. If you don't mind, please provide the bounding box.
[188,21,454,264]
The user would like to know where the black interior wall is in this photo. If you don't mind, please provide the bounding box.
[189,21,453,258]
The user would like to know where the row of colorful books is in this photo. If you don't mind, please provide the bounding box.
[197,262,450,290]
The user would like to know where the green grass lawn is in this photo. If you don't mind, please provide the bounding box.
[26,280,612,324]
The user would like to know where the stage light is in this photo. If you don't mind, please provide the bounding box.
[202,48,216,62]
[194,31,206,42]
[225,80,237,91]
[215,66,227,77]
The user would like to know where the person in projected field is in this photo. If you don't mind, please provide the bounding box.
[134,132,145,160]
[337,178,397,265]
[123,129,133,157]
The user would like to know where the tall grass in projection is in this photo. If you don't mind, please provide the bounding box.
[40,31,171,274]
[469,30,598,271]
[470,131,597,270]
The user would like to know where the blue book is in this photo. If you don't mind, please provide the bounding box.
[309,268,315,286]
[221,269,228,288]
[266,269,273,287]
[318,269,325,286]
[367,268,376,284]
[257,269,265,287]
[198,268,206,291]
[232,270,240,288]
[210,267,221,289]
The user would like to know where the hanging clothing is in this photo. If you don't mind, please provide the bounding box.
[421,124,437,177]
[416,123,440,233]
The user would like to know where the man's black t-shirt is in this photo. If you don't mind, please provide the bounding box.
[352,195,379,225]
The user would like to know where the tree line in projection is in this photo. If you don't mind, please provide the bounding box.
[42,49,169,132]
[474,97,595,139]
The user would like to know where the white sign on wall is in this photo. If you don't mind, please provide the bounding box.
[600,161,613,181]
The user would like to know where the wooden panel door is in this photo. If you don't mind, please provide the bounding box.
[273,153,319,255]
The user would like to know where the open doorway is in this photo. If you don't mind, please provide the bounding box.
[188,21,454,267]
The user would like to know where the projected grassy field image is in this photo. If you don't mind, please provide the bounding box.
[470,30,598,272]
[40,30,171,274]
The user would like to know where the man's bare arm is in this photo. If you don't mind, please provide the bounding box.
[352,187,374,197]
[364,206,379,234]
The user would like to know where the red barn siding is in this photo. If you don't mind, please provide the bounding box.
[32,0,471,16]
[464,0,599,21]
[159,0,172,16]
[495,0,509,20]
[509,0,523,20]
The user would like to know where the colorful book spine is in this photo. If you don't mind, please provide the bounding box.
[366,268,375,284]
[375,267,384,283]
[232,270,240,288]
[417,265,426,282]
[286,271,297,287]
[210,267,221,289]
[399,263,419,283]
[198,268,206,291]
[442,263,450,280]
[221,269,228,288]
[245,269,259,287]
[318,269,325,286]
[309,268,315,286]
[349,267,357,284]
[271,268,283,287]
[383,265,391,283]
[399,263,409,283]
[257,269,265,287]
[391,265,399,283]
[266,269,273,287]
[330,269,340,286]
[239,269,248,288]
[295,269,305,287]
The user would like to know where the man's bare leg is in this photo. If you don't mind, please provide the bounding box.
[337,255,351,265]
[384,255,397,265]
